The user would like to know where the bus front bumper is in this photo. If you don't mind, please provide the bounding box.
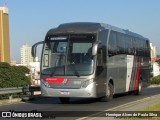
[41,82,97,98]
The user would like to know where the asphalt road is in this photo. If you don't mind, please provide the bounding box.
[0,86,160,119]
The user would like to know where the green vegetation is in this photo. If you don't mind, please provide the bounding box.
[0,62,31,88]
[151,60,160,85]
[0,62,31,99]
[120,75,160,120]
[142,102,160,111]
[120,102,160,120]
[0,93,25,100]
[151,75,160,85]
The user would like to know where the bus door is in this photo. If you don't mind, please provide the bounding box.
[96,48,106,97]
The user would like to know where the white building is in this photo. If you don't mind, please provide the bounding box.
[29,57,40,85]
[29,57,40,73]
[150,43,156,62]
[20,43,33,65]
[152,62,160,77]
[10,60,16,66]
[150,43,160,77]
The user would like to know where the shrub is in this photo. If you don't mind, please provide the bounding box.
[151,75,160,84]
[0,62,10,68]
[0,62,31,88]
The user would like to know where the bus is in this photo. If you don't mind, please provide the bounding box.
[32,22,151,103]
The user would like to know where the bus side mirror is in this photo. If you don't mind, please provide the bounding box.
[92,43,98,56]
[31,41,44,58]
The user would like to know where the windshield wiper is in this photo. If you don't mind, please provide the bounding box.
[50,53,66,77]
[71,64,80,77]
[50,67,57,77]
[41,67,57,76]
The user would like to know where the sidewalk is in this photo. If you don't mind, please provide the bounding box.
[0,98,22,106]
[0,91,41,106]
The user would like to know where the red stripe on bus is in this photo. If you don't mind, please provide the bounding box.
[134,58,141,90]
[129,56,134,91]
[43,78,64,84]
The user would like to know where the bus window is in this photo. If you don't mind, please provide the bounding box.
[108,31,117,56]
[117,33,126,54]
[98,30,108,63]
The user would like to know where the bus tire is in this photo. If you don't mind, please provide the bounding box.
[101,82,113,102]
[134,80,142,95]
[59,97,70,104]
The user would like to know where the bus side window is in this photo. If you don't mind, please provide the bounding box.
[146,40,150,57]
[108,31,117,56]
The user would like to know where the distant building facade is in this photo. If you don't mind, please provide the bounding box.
[0,6,10,63]
[29,57,40,85]
[150,43,160,77]
[10,60,16,66]
[150,43,156,62]
[20,43,33,65]
[152,62,160,77]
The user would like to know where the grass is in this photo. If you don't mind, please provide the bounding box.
[142,102,160,111]
[120,102,160,120]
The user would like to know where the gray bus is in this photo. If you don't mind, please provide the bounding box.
[32,22,151,103]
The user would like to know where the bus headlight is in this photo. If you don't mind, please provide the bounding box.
[81,79,94,88]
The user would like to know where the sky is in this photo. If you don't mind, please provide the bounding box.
[0,0,160,63]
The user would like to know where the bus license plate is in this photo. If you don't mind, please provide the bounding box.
[60,91,70,95]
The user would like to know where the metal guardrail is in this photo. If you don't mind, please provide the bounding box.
[0,86,40,95]
[0,87,23,95]
[23,86,40,93]
[0,86,41,100]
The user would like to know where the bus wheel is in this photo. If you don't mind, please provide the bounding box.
[59,97,70,104]
[101,83,113,102]
[134,80,142,95]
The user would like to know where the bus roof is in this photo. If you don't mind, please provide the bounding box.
[47,22,149,40]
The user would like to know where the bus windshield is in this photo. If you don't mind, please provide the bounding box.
[42,34,95,76]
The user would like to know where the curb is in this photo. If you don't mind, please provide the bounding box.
[147,84,160,88]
